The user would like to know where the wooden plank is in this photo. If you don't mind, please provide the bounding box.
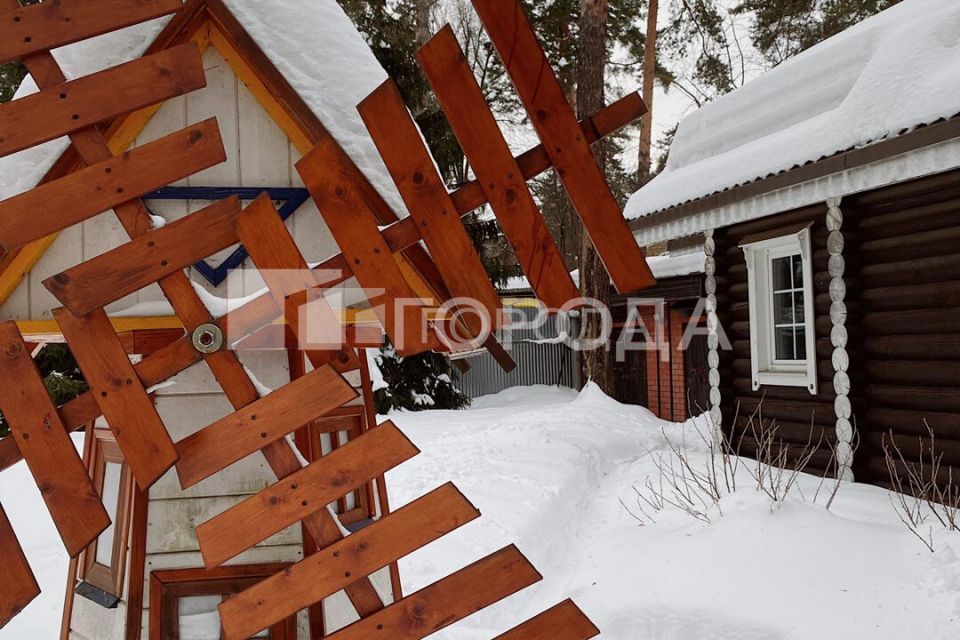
[175,365,357,489]
[218,483,480,640]
[495,600,600,640]
[468,0,655,294]
[196,421,418,568]
[296,135,435,356]
[53,307,178,490]
[0,119,225,251]
[0,322,109,557]
[448,92,646,217]
[0,503,40,629]
[44,196,243,316]
[358,80,502,339]
[234,194,359,371]
[417,27,579,309]
[0,0,182,64]
[327,545,540,640]
[0,43,206,158]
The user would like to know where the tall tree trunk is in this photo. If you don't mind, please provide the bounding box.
[638,0,659,181]
[414,0,432,48]
[577,0,614,395]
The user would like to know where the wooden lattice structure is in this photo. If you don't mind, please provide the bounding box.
[0,0,654,637]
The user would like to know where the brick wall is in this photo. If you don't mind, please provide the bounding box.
[643,307,689,422]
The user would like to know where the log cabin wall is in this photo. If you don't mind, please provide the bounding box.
[846,167,960,489]
[714,202,849,477]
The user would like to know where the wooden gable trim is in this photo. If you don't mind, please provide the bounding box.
[0,0,444,317]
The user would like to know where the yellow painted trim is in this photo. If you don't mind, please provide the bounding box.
[0,233,58,304]
[18,316,184,338]
[208,23,314,155]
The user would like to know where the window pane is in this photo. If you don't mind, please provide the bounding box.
[774,327,795,360]
[795,327,807,360]
[95,462,123,565]
[794,291,805,322]
[792,254,804,287]
[772,256,793,291]
[773,293,795,324]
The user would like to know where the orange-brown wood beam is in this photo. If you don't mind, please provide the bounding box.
[0,502,40,628]
[494,599,600,640]
[0,0,182,64]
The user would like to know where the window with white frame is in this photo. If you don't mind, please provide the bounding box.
[741,225,818,394]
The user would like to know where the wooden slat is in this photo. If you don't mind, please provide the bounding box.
[418,27,578,310]
[296,134,435,356]
[196,421,418,568]
[358,80,502,339]
[495,600,600,640]
[0,119,225,251]
[0,0,182,64]
[175,365,357,489]
[53,308,178,490]
[0,322,109,557]
[235,194,359,371]
[44,196,242,315]
[469,0,655,294]
[0,503,40,628]
[328,545,540,640]
[218,483,480,640]
[0,43,205,158]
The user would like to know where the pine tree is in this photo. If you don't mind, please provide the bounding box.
[370,342,469,414]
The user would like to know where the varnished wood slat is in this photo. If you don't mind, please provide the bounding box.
[196,421,418,568]
[0,119,225,251]
[53,308,178,490]
[296,134,435,356]
[0,322,109,557]
[0,503,40,628]
[470,0,655,294]
[358,80,502,339]
[494,600,600,640]
[218,483,480,640]
[175,365,357,489]
[234,194,359,371]
[45,196,242,315]
[418,27,578,310]
[0,0,182,64]
[0,43,205,158]
[328,545,541,640]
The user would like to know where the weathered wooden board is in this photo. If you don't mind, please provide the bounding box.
[196,421,418,568]
[327,545,540,640]
[358,80,503,339]
[0,0,181,64]
[175,365,357,489]
[219,483,480,640]
[296,134,434,356]
[44,196,242,315]
[53,307,178,490]
[418,27,579,309]
[0,322,109,557]
[0,503,40,629]
[495,600,600,640]
[0,118,225,251]
[0,43,205,158]
[235,194,359,371]
[469,0,655,294]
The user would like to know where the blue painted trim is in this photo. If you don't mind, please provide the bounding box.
[143,186,310,287]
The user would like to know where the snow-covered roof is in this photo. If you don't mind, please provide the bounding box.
[0,0,408,217]
[626,0,960,235]
[498,251,704,294]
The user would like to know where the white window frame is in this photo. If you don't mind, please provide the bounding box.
[741,226,818,395]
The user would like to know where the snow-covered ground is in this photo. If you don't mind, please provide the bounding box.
[387,384,960,639]
[4,387,960,639]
